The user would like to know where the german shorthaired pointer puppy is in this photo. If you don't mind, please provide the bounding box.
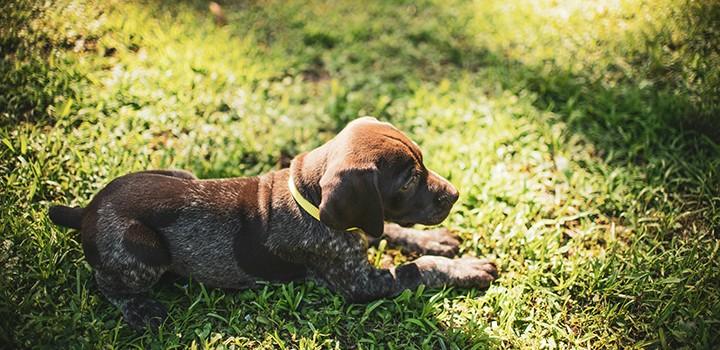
[49,117,498,330]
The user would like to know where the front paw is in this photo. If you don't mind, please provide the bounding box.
[414,256,498,289]
[387,226,461,257]
[412,228,461,257]
[449,257,498,289]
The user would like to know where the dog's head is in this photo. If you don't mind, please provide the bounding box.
[313,117,459,237]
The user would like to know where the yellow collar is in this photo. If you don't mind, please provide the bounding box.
[287,174,360,232]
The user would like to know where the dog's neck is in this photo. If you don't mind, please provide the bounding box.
[289,144,329,207]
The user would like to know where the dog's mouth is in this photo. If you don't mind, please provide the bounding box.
[396,221,415,228]
[390,208,451,228]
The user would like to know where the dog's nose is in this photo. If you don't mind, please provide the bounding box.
[428,170,459,206]
[448,186,459,204]
[437,186,459,206]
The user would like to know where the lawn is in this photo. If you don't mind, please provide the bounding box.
[1,0,719,348]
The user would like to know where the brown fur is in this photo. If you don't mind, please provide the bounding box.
[48,117,497,331]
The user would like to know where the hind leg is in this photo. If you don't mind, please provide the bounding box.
[92,220,172,331]
[95,266,167,330]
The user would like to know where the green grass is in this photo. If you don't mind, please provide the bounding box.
[2,0,719,348]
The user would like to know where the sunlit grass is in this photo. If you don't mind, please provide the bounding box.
[1,0,718,348]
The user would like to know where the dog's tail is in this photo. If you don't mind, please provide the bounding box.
[48,205,84,230]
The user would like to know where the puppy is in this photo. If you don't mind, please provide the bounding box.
[49,117,497,330]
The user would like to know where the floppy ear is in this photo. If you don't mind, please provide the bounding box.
[318,166,385,237]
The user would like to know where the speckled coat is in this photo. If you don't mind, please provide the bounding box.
[49,117,498,330]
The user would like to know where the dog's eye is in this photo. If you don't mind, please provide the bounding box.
[400,174,418,192]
